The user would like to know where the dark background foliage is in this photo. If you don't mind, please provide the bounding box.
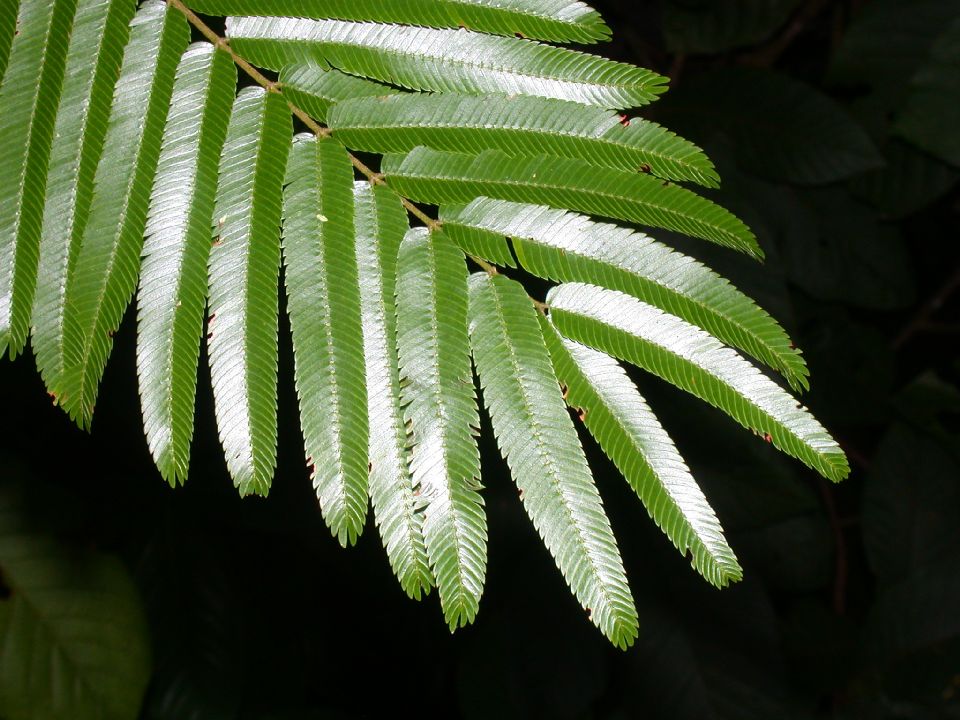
[2,0,959,717]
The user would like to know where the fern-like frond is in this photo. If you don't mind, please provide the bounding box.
[354,182,434,598]
[208,87,291,496]
[0,0,20,83]
[328,93,718,187]
[283,134,368,546]
[226,17,666,108]
[547,283,850,481]
[191,0,610,44]
[0,0,76,358]
[279,62,398,124]
[396,228,486,630]
[467,272,638,649]
[57,1,189,426]
[539,317,742,587]
[137,43,236,486]
[31,0,134,395]
[439,198,807,389]
[384,148,761,256]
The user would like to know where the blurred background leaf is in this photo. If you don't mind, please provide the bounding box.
[0,471,151,720]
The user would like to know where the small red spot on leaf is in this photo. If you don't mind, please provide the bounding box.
[763,433,773,443]
[619,114,630,126]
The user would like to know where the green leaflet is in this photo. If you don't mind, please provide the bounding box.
[0,0,76,358]
[283,134,368,546]
[354,181,433,598]
[279,62,398,123]
[32,0,134,395]
[226,17,666,108]
[57,0,189,426]
[190,0,610,44]
[329,93,718,187]
[547,283,850,482]
[467,272,638,649]
[539,317,742,588]
[439,198,806,389]
[137,43,236,486]
[385,148,761,256]
[209,87,291,496]
[0,0,20,81]
[396,228,485,629]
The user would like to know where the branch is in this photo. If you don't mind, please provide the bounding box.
[892,266,960,349]
[167,1,545,304]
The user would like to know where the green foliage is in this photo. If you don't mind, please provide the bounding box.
[439,198,806,388]
[660,0,801,54]
[0,0,77,359]
[893,18,960,168]
[397,229,486,630]
[138,42,236,485]
[384,148,761,255]
[283,134,368,545]
[189,0,611,44]
[328,92,719,186]
[0,0,851,660]
[33,0,134,395]
[468,273,638,647]
[656,68,883,185]
[354,182,434,599]
[538,318,742,588]
[547,283,849,481]
[226,16,666,107]
[0,480,151,720]
[209,86,290,496]
[59,0,189,426]
[279,62,398,124]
